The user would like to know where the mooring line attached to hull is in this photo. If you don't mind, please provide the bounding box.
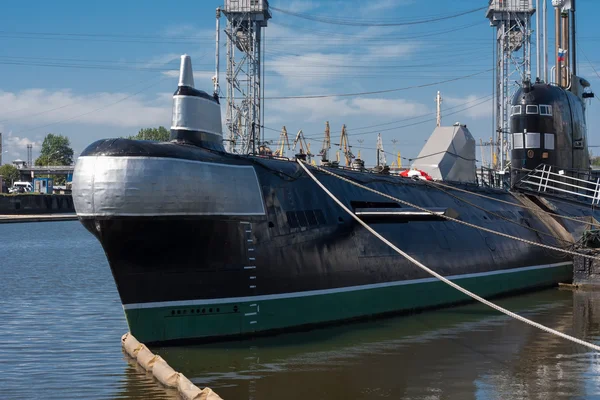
[304,162,600,262]
[297,159,600,352]
[423,180,576,245]
[426,179,600,228]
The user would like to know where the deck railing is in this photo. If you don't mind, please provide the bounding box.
[516,164,600,205]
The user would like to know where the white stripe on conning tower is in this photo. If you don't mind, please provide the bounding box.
[297,159,600,353]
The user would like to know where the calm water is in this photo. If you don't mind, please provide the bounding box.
[1,222,600,399]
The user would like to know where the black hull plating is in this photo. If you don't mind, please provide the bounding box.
[77,139,591,309]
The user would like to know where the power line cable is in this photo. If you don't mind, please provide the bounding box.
[578,42,600,81]
[1,52,210,123]
[261,68,493,100]
[301,94,493,139]
[270,6,488,27]
[270,20,486,41]
[299,160,600,352]
[306,97,493,141]
[263,95,493,146]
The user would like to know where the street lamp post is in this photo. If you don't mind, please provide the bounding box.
[46,150,60,179]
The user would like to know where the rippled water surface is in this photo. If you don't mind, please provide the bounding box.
[2,221,600,399]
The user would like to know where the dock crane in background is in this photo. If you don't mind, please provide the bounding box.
[356,139,364,161]
[293,129,312,162]
[376,133,387,167]
[478,137,497,168]
[319,121,331,164]
[339,124,354,167]
[479,138,487,168]
[390,151,402,169]
[273,126,290,157]
[390,138,402,170]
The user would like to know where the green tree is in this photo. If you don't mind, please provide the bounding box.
[34,134,74,186]
[35,133,74,167]
[129,126,170,141]
[0,164,19,186]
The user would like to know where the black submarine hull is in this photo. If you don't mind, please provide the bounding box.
[73,139,585,344]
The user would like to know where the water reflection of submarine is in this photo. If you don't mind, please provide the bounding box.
[160,294,571,399]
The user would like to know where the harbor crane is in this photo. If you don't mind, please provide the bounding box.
[339,124,354,167]
[293,129,312,161]
[319,121,331,163]
[390,151,402,169]
[273,126,290,157]
[376,133,387,167]
[480,138,487,168]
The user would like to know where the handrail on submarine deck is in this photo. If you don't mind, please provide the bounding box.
[297,158,600,353]
[516,164,600,205]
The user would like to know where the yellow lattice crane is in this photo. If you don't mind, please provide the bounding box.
[273,126,290,157]
[339,124,354,167]
[390,151,402,169]
[319,121,331,163]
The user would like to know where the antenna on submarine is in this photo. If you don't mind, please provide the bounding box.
[552,0,577,88]
[213,7,221,97]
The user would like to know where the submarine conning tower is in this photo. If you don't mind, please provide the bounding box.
[510,80,590,184]
[170,54,224,151]
[509,0,594,185]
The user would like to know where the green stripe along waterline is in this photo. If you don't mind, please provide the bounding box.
[124,262,572,343]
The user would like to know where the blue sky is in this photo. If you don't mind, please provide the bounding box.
[0,0,599,167]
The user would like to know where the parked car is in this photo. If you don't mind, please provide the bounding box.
[9,182,32,194]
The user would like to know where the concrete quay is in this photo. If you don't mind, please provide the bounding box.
[0,213,78,224]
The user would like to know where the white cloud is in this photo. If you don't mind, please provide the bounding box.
[0,89,172,129]
[367,43,418,59]
[352,98,429,116]
[578,64,600,82]
[269,52,355,86]
[143,53,182,68]
[444,95,492,119]
[265,23,418,91]
[267,96,429,123]
[1,130,39,161]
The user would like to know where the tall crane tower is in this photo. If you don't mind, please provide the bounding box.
[486,0,535,171]
[221,0,271,154]
[319,121,331,164]
[376,133,387,167]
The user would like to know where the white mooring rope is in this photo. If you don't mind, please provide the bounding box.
[426,179,600,228]
[297,160,600,352]
[307,162,600,262]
